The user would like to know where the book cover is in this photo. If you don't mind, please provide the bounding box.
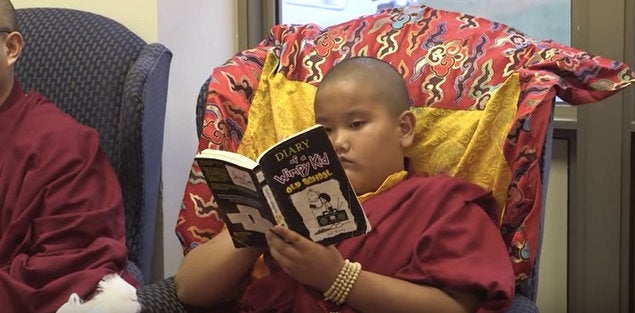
[196,124,369,248]
[195,156,274,247]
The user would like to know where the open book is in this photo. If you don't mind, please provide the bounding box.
[195,124,370,248]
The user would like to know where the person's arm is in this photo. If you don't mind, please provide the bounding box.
[266,226,479,313]
[345,270,479,313]
[174,227,263,307]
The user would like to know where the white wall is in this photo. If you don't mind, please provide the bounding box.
[157,0,237,279]
[13,0,158,41]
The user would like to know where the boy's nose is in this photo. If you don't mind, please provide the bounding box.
[331,132,350,153]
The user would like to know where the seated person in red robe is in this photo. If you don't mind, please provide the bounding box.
[175,57,515,313]
[0,1,136,312]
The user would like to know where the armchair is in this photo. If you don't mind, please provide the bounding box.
[14,7,172,285]
[176,4,633,313]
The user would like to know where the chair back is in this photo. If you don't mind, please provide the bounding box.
[15,7,172,284]
[196,76,212,138]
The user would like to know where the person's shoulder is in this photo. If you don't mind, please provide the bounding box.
[21,91,97,137]
[401,173,499,218]
[12,92,101,156]
[406,173,486,191]
[402,173,492,202]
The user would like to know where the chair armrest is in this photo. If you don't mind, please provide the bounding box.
[504,294,539,313]
[137,276,191,313]
[137,276,244,313]
[121,43,172,283]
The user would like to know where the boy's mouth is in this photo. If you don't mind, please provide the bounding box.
[338,156,353,167]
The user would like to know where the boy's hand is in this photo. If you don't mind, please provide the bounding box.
[266,225,344,292]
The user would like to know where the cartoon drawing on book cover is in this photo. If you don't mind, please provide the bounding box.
[225,165,257,192]
[226,204,273,235]
[290,179,355,242]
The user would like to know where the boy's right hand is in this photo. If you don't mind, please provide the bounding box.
[266,225,344,292]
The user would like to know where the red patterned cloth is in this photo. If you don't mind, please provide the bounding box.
[175,4,634,291]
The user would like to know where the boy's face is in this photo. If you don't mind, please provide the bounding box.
[314,80,413,195]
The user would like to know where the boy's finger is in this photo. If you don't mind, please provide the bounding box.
[270,225,302,246]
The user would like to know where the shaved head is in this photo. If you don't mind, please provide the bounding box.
[317,56,410,116]
[0,0,17,30]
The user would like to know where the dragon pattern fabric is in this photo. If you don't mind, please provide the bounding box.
[175,4,634,289]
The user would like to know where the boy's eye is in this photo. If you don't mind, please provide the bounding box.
[350,121,365,128]
[323,127,333,133]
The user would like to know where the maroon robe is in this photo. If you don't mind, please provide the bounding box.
[0,80,135,313]
[241,174,515,313]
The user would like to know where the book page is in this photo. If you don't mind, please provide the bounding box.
[197,149,258,170]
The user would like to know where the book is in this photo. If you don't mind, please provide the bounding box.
[195,124,370,248]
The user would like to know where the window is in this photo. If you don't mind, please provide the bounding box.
[279,0,570,44]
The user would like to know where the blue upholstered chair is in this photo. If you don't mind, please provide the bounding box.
[15,7,172,285]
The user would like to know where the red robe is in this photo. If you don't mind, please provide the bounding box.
[241,174,515,313]
[0,80,135,313]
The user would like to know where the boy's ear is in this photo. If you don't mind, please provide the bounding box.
[398,110,416,148]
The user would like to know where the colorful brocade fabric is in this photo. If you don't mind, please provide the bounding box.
[175,4,635,289]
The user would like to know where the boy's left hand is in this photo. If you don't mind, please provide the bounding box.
[266,225,344,292]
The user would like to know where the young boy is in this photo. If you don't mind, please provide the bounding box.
[175,57,514,313]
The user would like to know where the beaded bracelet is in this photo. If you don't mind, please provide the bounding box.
[323,259,362,305]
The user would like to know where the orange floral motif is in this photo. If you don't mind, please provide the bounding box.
[187,226,216,242]
[176,215,186,227]
[427,39,468,78]
[190,193,218,218]
[314,28,345,57]
[390,10,412,29]
[511,238,530,264]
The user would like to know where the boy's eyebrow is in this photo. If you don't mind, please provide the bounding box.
[344,108,371,118]
[315,115,329,123]
[314,107,371,122]
[315,108,371,123]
